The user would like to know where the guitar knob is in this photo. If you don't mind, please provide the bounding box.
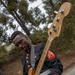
[60,9,64,14]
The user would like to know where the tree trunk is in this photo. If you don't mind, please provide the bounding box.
[0,0,30,36]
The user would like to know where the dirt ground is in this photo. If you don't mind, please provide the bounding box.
[1,50,75,75]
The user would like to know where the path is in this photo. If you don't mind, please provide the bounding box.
[1,50,75,75]
[62,63,75,75]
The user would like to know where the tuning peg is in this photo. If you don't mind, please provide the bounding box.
[54,10,58,14]
[49,31,52,35]
[52,24,56,29]
[53,29,57,32]
[60,9,64,14]
[56,18,60,22]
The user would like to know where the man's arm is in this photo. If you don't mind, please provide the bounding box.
[45,50,63,75]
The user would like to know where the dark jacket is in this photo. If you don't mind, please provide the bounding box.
[21,43,63,75]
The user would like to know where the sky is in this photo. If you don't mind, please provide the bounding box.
[29,0,45,12]
[28,0,52,29]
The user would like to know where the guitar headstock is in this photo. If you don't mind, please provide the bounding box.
[48,2,72,41]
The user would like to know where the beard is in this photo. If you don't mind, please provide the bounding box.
[22,46,29,52]
[22,43,31,53]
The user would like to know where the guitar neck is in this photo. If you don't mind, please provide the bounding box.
[34,38,53,75]
[34,2,72,75]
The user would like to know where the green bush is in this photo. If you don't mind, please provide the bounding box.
[8,47,21,55]
[0,45,21,68]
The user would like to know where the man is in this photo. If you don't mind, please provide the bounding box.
[10,31,63,75]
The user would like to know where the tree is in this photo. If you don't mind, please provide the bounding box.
[0,0,48,37]
[0,0,75,52]
[0,0,30,36]
[0,0,52,43]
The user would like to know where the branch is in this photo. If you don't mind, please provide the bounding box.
[14,11,30,36]
[0,0,30,36]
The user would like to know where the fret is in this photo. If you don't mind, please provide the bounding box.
[34,39,52,75]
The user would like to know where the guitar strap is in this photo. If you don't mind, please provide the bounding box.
[30,45,35,69]
[30,45,51,75]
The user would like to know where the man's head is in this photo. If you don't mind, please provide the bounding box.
[10,31,31,52]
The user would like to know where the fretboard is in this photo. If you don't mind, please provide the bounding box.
[34,38,53,75]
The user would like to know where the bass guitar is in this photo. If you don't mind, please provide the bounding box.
[28,2,72,75]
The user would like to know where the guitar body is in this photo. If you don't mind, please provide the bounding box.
[28,68,34,75]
